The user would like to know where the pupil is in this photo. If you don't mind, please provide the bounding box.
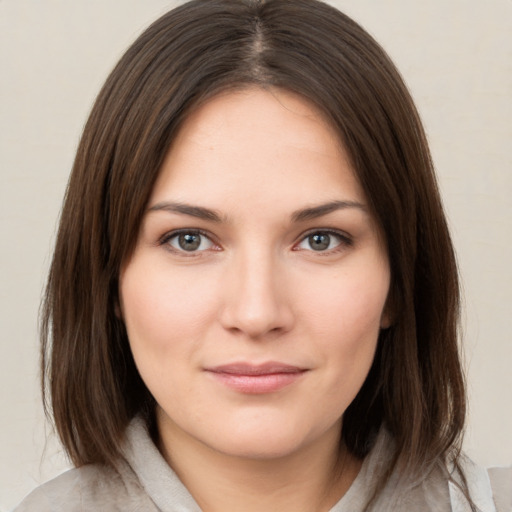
[310,233,330,251]
[179,233,201,251]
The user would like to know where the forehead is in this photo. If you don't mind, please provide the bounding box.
[149,87,365,216]
[173,87,343,155]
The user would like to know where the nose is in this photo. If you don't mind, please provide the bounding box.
[219,249,295,339]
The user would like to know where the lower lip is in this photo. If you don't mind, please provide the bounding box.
[207,371,306,394]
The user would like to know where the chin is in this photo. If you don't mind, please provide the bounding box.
[202,418,337,461]
[210,433,309,460]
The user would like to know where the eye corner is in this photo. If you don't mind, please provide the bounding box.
[159,229,220,255]
[294,229,353,254]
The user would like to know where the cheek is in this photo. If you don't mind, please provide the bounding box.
[296,260,389,398]
[119,260,219,364]
[299,264,389,341]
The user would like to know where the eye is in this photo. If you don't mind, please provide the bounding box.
[296,231,350,252]
[164,230,215,253]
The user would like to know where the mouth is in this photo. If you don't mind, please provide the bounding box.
[204,362,308,394]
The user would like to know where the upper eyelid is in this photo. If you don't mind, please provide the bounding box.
[292,229,353,253]
[297,228,352,242]
[158,227,353,250]
[160,228,215,243]
[159,229,220,255]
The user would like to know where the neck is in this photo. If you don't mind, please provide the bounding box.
[157,413,362,512]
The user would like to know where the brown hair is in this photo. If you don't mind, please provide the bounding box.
[42,0,468,506]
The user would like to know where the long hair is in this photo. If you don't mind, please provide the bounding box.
[42,0,467,506]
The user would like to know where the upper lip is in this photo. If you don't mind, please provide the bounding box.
[205,362,307,376]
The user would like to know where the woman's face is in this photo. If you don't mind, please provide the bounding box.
[120,88,390,461]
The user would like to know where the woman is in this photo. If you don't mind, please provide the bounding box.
[14,0,510,510]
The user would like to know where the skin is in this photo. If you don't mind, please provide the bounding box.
[119,88,391,512]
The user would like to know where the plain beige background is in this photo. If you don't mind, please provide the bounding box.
[1,1,511,509]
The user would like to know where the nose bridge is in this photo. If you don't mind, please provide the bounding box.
[220,244,293,338]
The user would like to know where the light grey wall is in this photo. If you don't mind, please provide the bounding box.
[1,1,510,509]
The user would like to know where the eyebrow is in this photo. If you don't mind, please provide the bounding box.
[291,200,367,222]
[148,202,224,222]
[148,199,367,223]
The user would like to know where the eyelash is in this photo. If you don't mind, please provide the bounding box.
[294,229,353,255]
[159,229,218,256]
[158,228,353,256]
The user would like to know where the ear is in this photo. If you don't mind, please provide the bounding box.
[380,310,392,329]
[113,289,124,320]
[114,301,123,319]
[380,290,396,329]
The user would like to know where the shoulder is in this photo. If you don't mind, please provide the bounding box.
[488,466,512,512]
[357,431,510,512]
[449,456,511,512]
[12,461,158,512]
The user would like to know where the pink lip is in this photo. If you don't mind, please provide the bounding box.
[205,362,308,394]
